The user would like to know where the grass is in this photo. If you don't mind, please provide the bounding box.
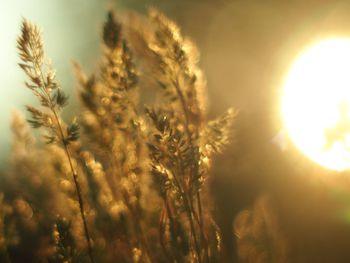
[0,9,234,263]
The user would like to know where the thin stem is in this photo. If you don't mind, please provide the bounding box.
[171,158,202,263]
[34,61,95,263]
[62,141,95,263]
[196,195,210,263]
[165,195,187,263]
[186,203,202,263]
[155,142,202,261]
[159,207,173,262]
[172,76,209,262]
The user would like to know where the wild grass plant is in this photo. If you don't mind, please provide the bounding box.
[0,9,234,263]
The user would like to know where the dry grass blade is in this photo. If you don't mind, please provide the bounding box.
[17,19,95,263]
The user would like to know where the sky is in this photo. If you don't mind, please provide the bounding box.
[0,0,109,165]
[3,1,350,159]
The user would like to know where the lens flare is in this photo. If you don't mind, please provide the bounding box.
[282,39,350,171]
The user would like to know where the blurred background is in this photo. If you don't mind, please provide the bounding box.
[3,0,350,261]
[4,0,350,165]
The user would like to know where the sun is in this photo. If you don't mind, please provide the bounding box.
[282,38,350,171]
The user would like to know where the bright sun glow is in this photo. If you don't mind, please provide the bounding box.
[283,38,350,171]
